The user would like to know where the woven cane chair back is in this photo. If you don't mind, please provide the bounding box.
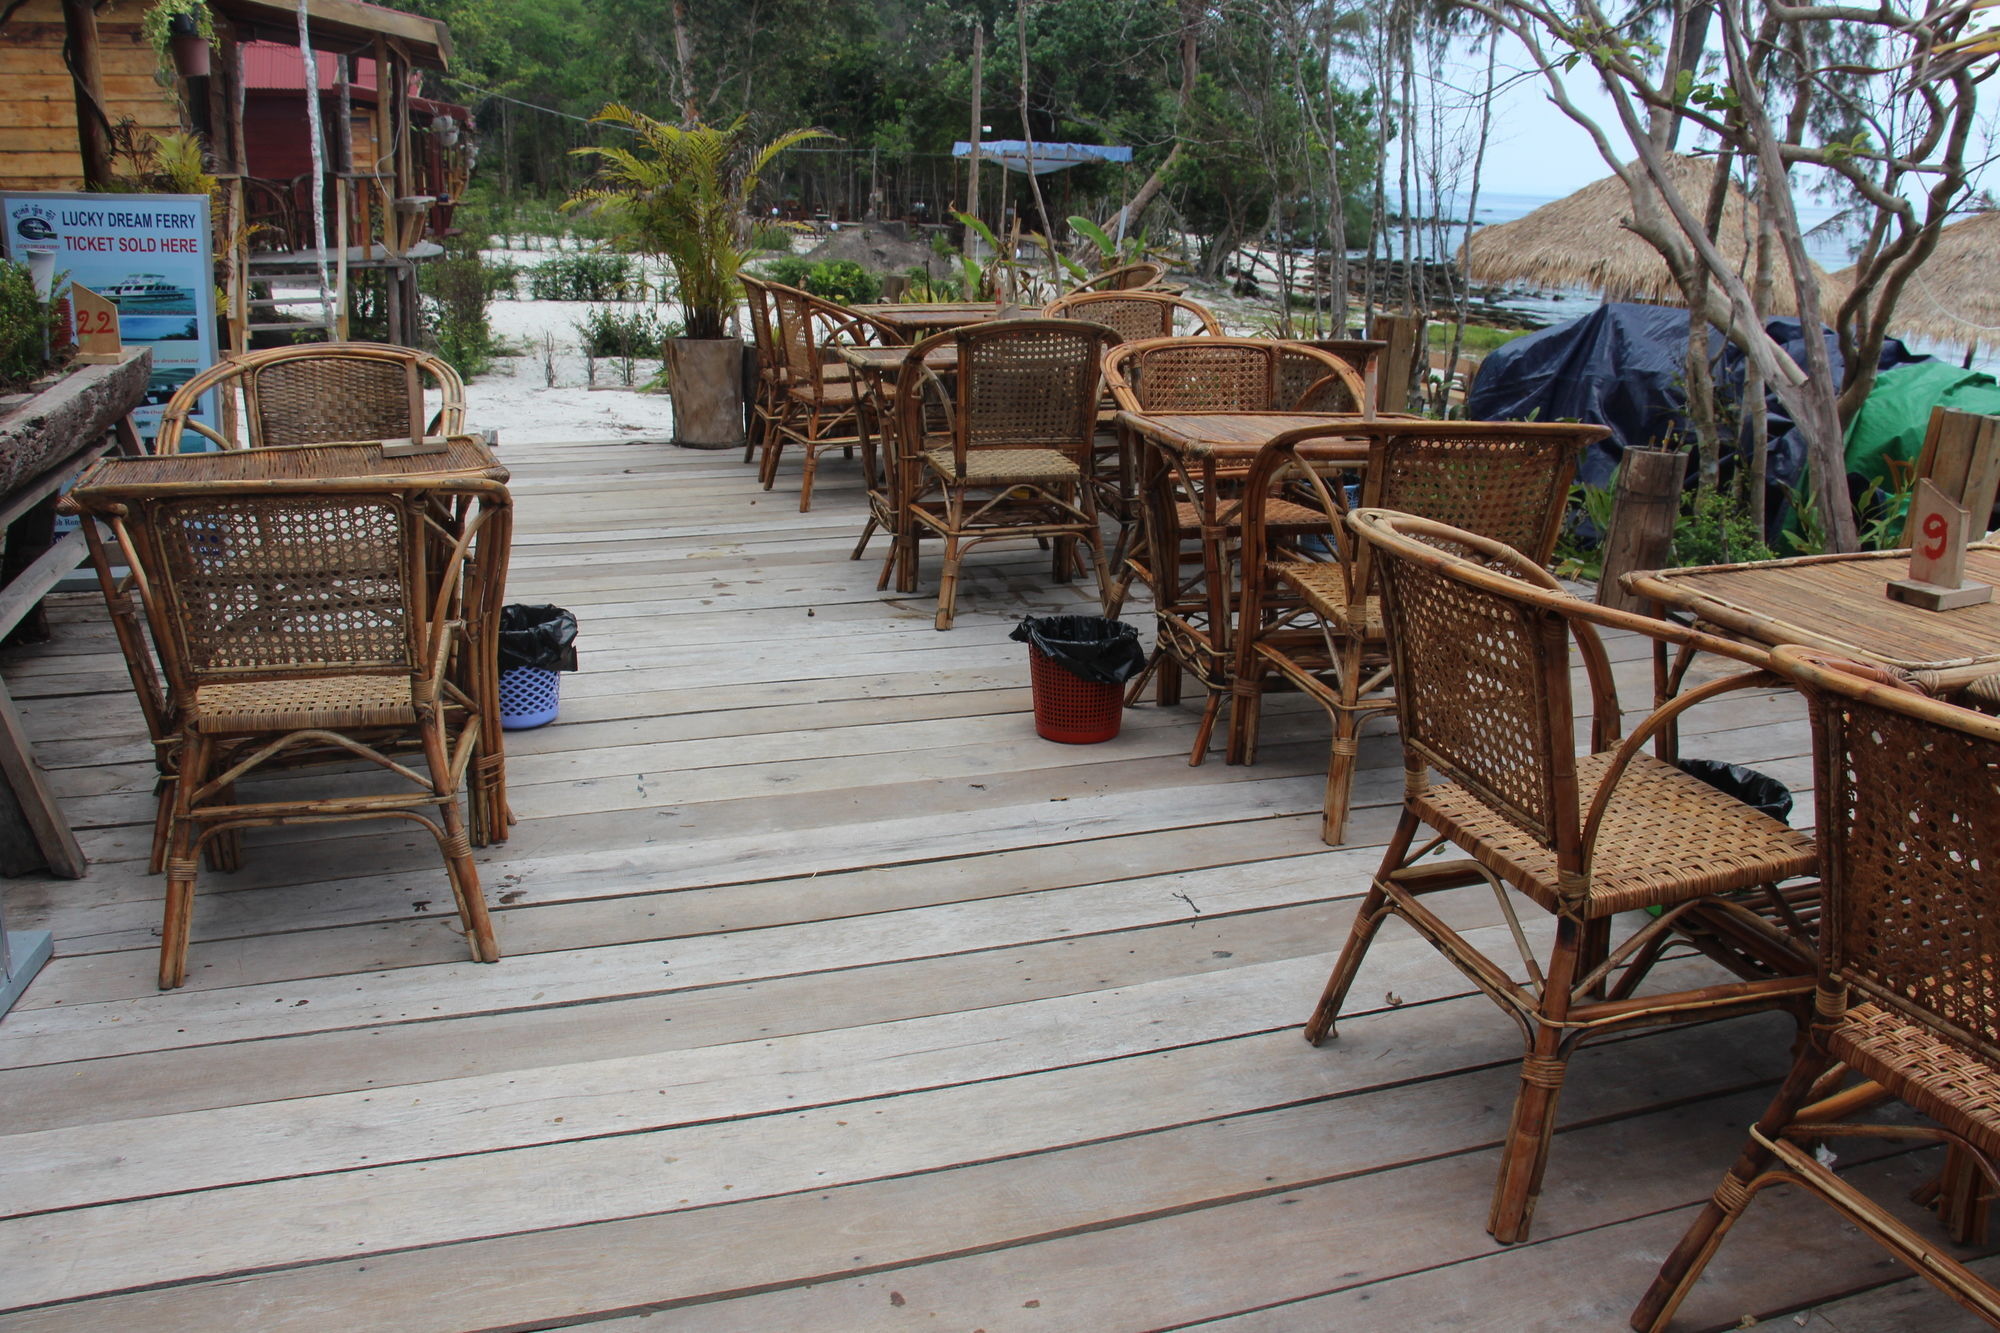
[740,274,782,370]
[1783,649,2000,1061]
[1071,262,1165,293]
[1350,509,1580,853]
[948,319,1113,465]
[1278,347,1367,414]
[1042,290,1220,343]
[135,491,422,687]
[767,282,823,382]
[1102,337,1353,415]
[156,344,466,453]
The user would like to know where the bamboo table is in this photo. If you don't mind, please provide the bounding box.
[851,302,1004,342]
[69,436,516,849]
[1626,546,2000,699]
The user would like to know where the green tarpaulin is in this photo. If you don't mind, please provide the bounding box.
[1845,360,2000,481]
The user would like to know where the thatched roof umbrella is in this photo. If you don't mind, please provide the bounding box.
[1837,209,2000,356]
[1459,153,1838,319]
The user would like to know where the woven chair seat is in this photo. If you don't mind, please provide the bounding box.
[192,675,417,733]
[1415,751,1817,919]
[923,446,1080,485]
[1830,1001,2000,1159]
[786,378,862,406]
[1275,559,1382,633]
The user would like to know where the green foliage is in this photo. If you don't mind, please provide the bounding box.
[761,255,814,289]
[140,0,213,79]
[748,223,799,254]
[574,305,678,359]
[1779,466,1831,556]
[566,107,826,339]
[1553,479,1619,581]
[1674,488,1775,567]
[756,256,882,304]
[419,239,507,378]
[1855,464,1918,551]
[0,260,58,392]
[801,260,880,305]
[527,252,637,302]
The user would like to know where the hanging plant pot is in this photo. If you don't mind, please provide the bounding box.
[168,15,210,79]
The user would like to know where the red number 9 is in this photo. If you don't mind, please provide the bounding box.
[1922,510,1950,560]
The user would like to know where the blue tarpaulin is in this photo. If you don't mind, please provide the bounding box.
[951,141,1133,175]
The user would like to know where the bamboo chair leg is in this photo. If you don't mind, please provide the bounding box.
[1304,809,1421,1044]
[158,843,198,990]
[1322,715,1362,845]
[148,774,174,876]
[934,530,963,631]
[1631,1051,1837,1332]
[422,721,498,965]
[799,447,820,512]
[1489,917,1586,1245]
[204,783,242,872]
[1227,682,1261,767]
[1158,653,1183,707]
[1188,689,1224,766]
[759,430,784,490]
[852,515,878,562]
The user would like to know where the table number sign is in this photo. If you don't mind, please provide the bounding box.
[65,284,128,365]
[1888,477,1993,610]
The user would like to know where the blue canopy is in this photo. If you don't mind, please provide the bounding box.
[952,141,1133,175]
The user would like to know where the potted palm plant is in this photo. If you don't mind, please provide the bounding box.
[568,107,824,449]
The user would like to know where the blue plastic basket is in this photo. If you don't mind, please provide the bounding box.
[498,666,561,729]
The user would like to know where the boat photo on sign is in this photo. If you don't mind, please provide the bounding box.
[1,191,218,442]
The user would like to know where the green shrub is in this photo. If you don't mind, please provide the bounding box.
[420,238,505,378]
[528,251,637,301]
[761,255,813,288]
[575,305,678,359]
[754,256,883,304]
[1674,487,1774,567]
[0,260,58,392]
[802,259,881,305]
[748,222,797,254]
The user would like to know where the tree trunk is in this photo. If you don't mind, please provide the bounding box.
[1113,0,1201,238]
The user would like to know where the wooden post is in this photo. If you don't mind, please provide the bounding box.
[1598,447,1685,613]
[58,0,114,189]
[1373,313,1422,415]
[967,26,984,237]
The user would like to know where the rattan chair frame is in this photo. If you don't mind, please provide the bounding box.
[154,342,467,454]
[1040,292,1223,550]
[1100,338,1370,763]
[894,318,1119,630]
[1313,508,1820,1245]
[74,473,510,988]
[1230,420,1605,843]
[1070,262,1166,293]
[738,275,788,466]
[764,285,898,511]
[1633,647,2000,1332]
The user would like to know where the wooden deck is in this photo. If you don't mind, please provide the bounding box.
[0,436,1992,1330]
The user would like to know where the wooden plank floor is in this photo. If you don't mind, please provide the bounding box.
[1,437,1990,1330]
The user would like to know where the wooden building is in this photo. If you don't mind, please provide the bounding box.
[0,0,462,349]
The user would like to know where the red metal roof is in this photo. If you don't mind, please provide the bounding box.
[241,42,381,93]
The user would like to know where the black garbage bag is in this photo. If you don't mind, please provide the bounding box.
[1677,758,1793,822]
[1010,615,1146,685]
[498,604,579,672]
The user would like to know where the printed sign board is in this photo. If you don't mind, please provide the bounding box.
[2,191,218,443]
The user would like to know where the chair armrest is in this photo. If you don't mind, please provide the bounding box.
[1578,668,1787,865]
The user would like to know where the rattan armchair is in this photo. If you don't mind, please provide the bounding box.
[1633,647,2000,1331]
[1231,421,1603,844]
[1101,337,1369,763]
[154,343,466,453]
[763,285,896,511]
[1042,290,1221,341]
[1070,262,1165,293]
[1041,291,1222,566]
[1316,509,1819,1244]
[738,274,786,466]
[74,473,509,989]
[894,318,1118,629]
